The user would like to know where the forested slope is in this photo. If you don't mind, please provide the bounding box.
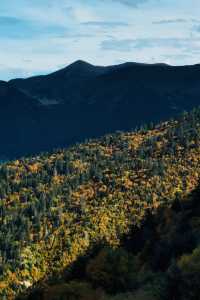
[1,108,200,298]
[21,183,200,300]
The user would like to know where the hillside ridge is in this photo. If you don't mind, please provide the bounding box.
[2,60,200,159]
[1,108,200,298]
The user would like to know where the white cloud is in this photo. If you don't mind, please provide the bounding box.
[0,0,200,80]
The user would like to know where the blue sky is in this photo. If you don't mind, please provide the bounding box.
[0,0,200,80]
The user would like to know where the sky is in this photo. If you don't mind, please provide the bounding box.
[1,0,200,80]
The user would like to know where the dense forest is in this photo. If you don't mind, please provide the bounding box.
[1,107,200,298]
[19,183,200,300]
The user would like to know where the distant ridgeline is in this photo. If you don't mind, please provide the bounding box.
[2,61,200,159]
[0,108,200,299]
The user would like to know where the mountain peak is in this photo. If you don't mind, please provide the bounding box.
[59,60,105,77]
[68,60,93,69]
[73,59,89,65]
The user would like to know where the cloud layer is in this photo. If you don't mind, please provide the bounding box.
[1,0,200,80]
[111,0,150,7]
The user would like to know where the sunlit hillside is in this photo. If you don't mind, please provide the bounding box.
[1,108,200,298]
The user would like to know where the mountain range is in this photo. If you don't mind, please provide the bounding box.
[1,60,200,158]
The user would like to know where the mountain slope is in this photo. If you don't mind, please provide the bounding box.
[10,60,106,105]
[20,183,200,300]
[0,61,200,158]
[6,61,200,159]
[10,61,200,110]
[1,108,200,298]
[0,81,42,158]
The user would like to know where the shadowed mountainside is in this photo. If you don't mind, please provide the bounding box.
[0,81,41,157]
[1,60,200,158]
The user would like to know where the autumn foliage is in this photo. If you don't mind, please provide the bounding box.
[1,108,200,298]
